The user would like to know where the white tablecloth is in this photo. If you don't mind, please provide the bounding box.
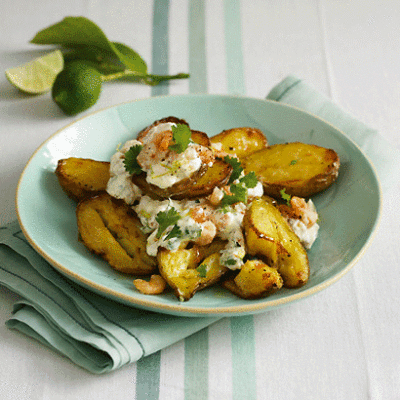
[1,1,399,399]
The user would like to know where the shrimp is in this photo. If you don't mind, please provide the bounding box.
[279,196,318,227]
[194,220,217,246]
[133,274,167,295]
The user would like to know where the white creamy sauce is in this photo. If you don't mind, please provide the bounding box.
[106,139,142,205]
[133,196,202,256]
[146,144,202,189]
[287,219,319,249]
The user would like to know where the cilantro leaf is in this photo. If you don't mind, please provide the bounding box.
[224,155,243,184]
[239,171,258,188]
[280,188,291,205]
[196,264,207,278]
[290,159,298,165]
[124,144,143,175]
[165,224,182,240]
[168,124,192,153]
[219,183,247,207]
[155,207,181,238]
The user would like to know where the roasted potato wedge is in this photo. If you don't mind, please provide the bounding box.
[210,127,268,161]
[244,198,310,288]
[132,129,215,199]
[157,249,228,301]
[133,158,232,200]
[137,116,189,142]
[243,142,340,198]
[181,158,232,199]
[76,193,157,275]
[223,259,283,299]
[55,158,110,202]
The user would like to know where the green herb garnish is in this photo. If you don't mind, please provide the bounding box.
[9,16,190,115]
[220,183,247,207]
[165,225,182,240]
[196,264,207,278]
[224,156,243,184]
[280,188,292,205]
[155,207,181,239]
[168,124,192,153]
[123,144,143,175]
[239,171,258,188]
[290,159,298,165]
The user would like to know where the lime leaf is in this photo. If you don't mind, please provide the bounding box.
[30,16,147,73]
[5,49,64,94]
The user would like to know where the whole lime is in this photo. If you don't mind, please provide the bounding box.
[52,61,102,115]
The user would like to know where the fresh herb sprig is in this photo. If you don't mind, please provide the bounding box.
[8,16,190,115]
[169,124,192,154]
[155,207,181,239]
[219,160,258,207]
[124,144,143,175]
[280,188,292,205]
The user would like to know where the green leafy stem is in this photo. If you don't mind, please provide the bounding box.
[30,16,190,115]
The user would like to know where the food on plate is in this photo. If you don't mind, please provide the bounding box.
[56,157,110,202]
[222,259,283,299]
[210,127,268,161]
[157,248,228,301]
[76,193,157,274]
[244,198,310,288]
[242,142,340,198]
[56,116,340,301]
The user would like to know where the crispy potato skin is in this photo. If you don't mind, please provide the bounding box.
[157,249,228,301]
[243,142,340,198]
[244,198,310,288]
[210,127,268,161]
[133,158,232,200]
[132,129,217,199]
[76,193,157,275]
[223,260,283,299]
[55,158,110,202]
[137,116,189,142]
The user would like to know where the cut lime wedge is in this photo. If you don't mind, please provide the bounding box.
[5,49,64,94]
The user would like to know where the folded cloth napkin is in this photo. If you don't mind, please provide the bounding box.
[1,76,399,374]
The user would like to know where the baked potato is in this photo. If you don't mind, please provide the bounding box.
[223,259,283,299]
[242,142,340,198]
[132,129,217,199]
[210,127,268,161]
[157,248,228,301]
[76,193,157,275]
[55,157,110,202]
[244,198,310,288]
[137,116,189,142]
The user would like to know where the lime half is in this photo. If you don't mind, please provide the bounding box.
[6,49,64,94]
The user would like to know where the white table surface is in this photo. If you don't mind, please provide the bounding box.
[1,1,400,399]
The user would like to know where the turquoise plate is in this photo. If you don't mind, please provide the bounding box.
[16,94,381,317]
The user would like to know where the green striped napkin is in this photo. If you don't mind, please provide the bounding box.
[1,76,398,374]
